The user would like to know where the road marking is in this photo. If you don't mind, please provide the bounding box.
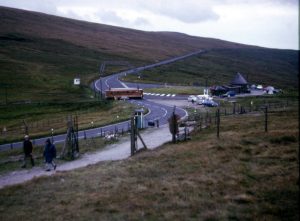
[105,77,111,88]
[119,80,129,88]
[161,107,168,118]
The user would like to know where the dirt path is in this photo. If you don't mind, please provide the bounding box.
[0,125,173,189]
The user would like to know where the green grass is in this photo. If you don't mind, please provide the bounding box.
[0,100,136,144]
[144,86,206,95]
[0,33,144,104]
[0,33,145,143]
[0,102,298,221]
[122,48,299,90]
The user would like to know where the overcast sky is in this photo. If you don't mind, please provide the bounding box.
[0,0,299,50]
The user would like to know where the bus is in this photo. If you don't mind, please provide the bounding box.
[105,88,143,100]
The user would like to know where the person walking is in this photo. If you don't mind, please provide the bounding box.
[21,135,35,168]
[43,138,57,171]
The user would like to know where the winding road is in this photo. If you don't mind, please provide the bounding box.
[0,50,206,151]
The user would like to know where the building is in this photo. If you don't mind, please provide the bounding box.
[210,72,250,96]
[230,72,249,93]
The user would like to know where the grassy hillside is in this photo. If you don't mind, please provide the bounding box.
[1,6,298,101]
[0,6,298,143]
[123,48,299,90]
[0,6,256,104]
[0,102,298,220]
[0,7,253,61]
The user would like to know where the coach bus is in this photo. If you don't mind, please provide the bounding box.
[105,88,143,100]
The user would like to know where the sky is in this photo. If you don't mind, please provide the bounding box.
[0,0,299,50]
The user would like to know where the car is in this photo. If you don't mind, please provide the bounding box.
[256,85,263,90]
[188,95,197,102]
[221,91,236,98]
[202,99,219,107]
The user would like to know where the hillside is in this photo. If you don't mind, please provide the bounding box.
[1,6,298,105]
[124,48,299,89]
[0,101,298,220]
[0,6,254,62]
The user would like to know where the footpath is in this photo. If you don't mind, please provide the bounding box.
[0,125,172,189]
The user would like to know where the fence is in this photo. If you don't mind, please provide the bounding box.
[0,100,296,147]
[182,100,296,139]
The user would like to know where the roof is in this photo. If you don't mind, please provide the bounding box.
[211,85,227,91]
[106,87,142,91]
[231,72,248,85]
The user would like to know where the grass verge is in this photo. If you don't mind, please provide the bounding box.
[0,100,136,144]
[0,103,298,220]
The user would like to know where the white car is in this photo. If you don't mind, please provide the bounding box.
[256,85,263,90]
[188,95,197,102]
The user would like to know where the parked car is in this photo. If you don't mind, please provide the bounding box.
[256,85,263,90]
[196,94,212,104]
[188,95,197,102]
[221,91,236,98]
[202,99,219,107]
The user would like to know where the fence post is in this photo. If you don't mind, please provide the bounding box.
[130,116,135,156]
[172,111,177,143]
[265,106,268,132]
[199,117,202,131]
[233,102,236,114]
[217,109,220,138]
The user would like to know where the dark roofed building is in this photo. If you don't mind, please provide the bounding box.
[230,72,249,93]
[231,72,248,85]
[210,85,227,96]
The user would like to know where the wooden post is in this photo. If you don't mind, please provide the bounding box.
[5,86,8,105]
[217,109,220,138]
[265,106,268,132]
[172,111,176,143]
[233,102,236,114]
[130,116,135,156]
[199,118,202,131]
[23,120,28,135]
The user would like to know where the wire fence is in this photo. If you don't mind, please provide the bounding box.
[175,100,297,141]
[0,99,296,146]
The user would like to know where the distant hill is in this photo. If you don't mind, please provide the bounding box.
[0,6,256,61]
[0,6,298,104]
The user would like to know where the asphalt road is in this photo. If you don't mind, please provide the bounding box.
[0,50,206,151]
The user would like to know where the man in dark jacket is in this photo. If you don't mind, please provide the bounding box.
[22,135,35,168]
[44,138,57,171]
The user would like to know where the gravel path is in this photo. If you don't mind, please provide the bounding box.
[0,125,173,189]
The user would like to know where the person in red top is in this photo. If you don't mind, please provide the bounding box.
[21,135,35,168]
